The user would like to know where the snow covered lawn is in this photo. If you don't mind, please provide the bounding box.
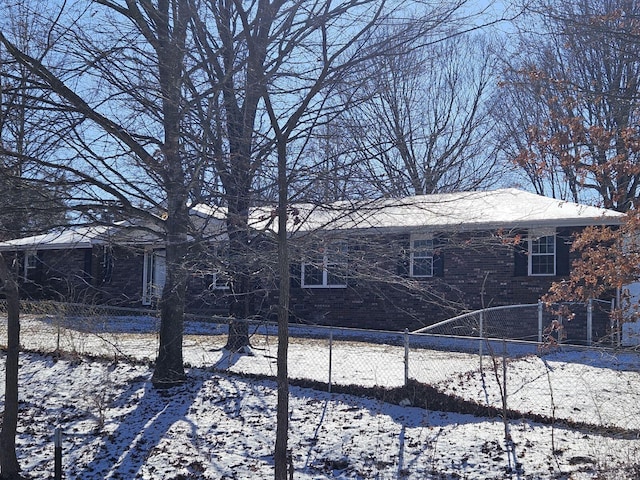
[1,315,640,478]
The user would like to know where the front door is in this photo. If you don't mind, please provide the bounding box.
[143,249,166,305]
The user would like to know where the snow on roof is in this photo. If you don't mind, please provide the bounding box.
[0,189,624,251]
[0,220,168,251]
[0,225,116,251]
[251,188,625,234]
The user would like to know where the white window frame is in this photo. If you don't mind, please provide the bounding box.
[301,242,348,288]
[142,249,166,305]
[528,229,556,276]
[23,250,38,280]
[410,235,434,278]
[205,245,231,290]
[207,269,230,291]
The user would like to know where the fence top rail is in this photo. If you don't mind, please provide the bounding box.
[412,303,539,334]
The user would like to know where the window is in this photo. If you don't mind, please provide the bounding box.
[207,269,230,290]
[514,228,570,277]
[206,246,231,290]
[410,235,433,277]
[529,232,556,276]
[23,251,39,280]
[301,242,348,288]
[142,249,166,305]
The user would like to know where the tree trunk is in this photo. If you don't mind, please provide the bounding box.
[225,267,252,351]
[226,318,250,352]
[0,253,21,479]
[149,0,190,387]
[225,203,253,352]
[274,142,290,480]
[152,265,187,387]
[151,195,188,388]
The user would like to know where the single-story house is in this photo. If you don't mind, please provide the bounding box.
[0,188,625,335]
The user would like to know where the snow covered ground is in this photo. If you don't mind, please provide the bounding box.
[1,315,640,479]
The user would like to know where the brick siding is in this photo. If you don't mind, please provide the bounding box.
[4,226,613,340]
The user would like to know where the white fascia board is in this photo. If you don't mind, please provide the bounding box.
[293,214,623,236]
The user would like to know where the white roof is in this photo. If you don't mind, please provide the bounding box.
[251,188,624,234]
[0,225,116,251]
[0,220,168,251]
[0,203,230,251]
[0,189,624,250]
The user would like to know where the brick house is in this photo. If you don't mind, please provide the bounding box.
[271,189,623,332]
[0,189,624,332]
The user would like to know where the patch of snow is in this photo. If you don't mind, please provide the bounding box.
[1,316,640,478]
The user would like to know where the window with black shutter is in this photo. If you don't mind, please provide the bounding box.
[410,235,434,277]
[530,234,556,275]
[513,228,572,277]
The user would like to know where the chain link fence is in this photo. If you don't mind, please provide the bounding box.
[1,300,640,435]
[412,300,616,346]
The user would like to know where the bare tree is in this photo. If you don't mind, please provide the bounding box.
[0,3,72,475]
[187,0,479,351]
[338,32,502,197]
[0,0,199,387]
[496,0,640,211]
[0,254,20,480]
[254,8,500,479]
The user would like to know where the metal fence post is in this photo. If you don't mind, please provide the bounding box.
[54,426,62,480]
[404,328,409,387]
[616,289,622,346]
[501,339,508,440]
[56,314,61,353]
[587,299,593,346]
[610,299,617,346]
[328,329,333,393]
[538,300,543,343]
[479,310,484,370]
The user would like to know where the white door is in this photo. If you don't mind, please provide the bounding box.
[143,250,166,305]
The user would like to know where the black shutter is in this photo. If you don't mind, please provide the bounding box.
[397,237,410,276]
[31,251,44,282]
[16,251,25,276]
[83,249,93,281]
[513,231,528,277]
[433,237,445,277]
[555,229,571,276]
[102,247,114,284]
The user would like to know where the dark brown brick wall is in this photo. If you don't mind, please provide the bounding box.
[92,245,146,306]
[12,246,145,305]
[6,227,613,340]
[17,248,92,301]
[284,230,597,332]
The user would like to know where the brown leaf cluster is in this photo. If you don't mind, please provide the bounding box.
[544,213,640,307]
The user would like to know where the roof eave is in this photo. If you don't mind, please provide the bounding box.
[0,241,94,252]
[290,215,624,236]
